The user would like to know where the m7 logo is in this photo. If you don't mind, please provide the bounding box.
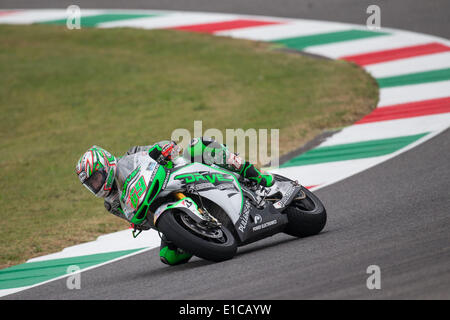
[128,176,146,209]
[175,172,234,185]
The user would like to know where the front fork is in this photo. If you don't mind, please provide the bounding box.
[174,192,221,226]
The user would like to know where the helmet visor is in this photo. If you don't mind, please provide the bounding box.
[83,169,107,195]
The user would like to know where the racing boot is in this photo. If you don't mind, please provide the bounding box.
[238,161,274,188]
[159,235,193,266]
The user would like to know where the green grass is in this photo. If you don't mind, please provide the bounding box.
[0,25,378,268]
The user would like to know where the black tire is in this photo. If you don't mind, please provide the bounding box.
[284,186,327,238]
[156,209,238,262]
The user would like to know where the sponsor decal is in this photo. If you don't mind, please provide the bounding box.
[216,183,235,190]
[227,153,243,170]
[273,202,282,209]
[191,182,214,191]
[274,185,297,209]
[120,166,141,202]
[252,219,277,232]
[183,198,193,208]
[161,170,170,189]
[127,175,146,209]
[147,161,156,172]
[175,172,234,185]
[150,163,160,181]
[238,200,252,233]
[192,182,236,192]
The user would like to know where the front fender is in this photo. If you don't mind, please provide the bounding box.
[153,197,206,226]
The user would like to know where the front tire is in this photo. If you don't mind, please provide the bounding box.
[284,186,327,237]
[156,209,238,262]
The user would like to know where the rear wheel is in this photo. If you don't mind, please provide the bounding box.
[284,186,327,237]
[156,209,237,262]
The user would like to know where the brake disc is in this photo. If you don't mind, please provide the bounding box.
[294,189,306,200]
[180,213,224,239]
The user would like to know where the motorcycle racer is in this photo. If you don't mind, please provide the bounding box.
[75,137,274,266]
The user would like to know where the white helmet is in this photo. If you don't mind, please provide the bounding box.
[76,146,117,198]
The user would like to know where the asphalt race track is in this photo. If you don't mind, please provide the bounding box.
[1,0,449,299]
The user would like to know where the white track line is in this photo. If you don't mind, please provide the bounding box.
[365,51,450,78]
[305,33,440,59]
[310,127,449,192]
[98,12,239,29]
[215,20,350,40]
[378,80,450,106]
[319,113,450,147]
[272,156,391,188]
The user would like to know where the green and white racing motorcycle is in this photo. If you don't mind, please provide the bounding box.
[119,152,327,262]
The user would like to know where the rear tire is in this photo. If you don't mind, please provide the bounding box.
[284,186,327,237]
[156,209,237,262]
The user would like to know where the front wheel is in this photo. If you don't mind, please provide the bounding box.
[284,186,327,237]
[156,209,238,262]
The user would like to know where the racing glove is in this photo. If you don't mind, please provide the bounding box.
[161,141,179,160]
[149,141,180,165]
